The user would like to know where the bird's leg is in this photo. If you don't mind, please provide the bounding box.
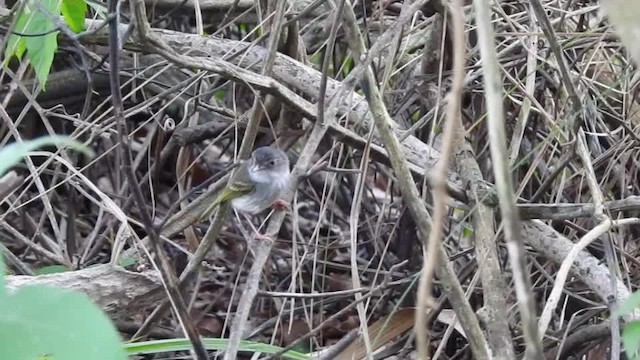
[241,212,273,242]
[252,232,274,241]
[233,209,254,242]
[271,199,291,211]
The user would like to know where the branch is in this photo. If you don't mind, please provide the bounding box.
[5,264,162,320]
[523,220,640,322]
[537,218,640,338]
[417,0,466,358]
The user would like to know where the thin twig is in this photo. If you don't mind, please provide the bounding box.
[529,0,582,132]
[317,0,345,125]
[537,217,640,337]
[416,0,466,359]
[348,127,376,359]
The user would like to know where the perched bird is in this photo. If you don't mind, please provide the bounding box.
[200,146,291,238]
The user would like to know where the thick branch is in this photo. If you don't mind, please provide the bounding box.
[5,265,162,320]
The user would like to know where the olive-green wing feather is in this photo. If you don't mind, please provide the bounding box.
[199,163,255,221]
[212,180,255,205]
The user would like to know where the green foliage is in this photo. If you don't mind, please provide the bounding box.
[214,89,226,101]
[4,0,87,88]
[61,0,87,33]
[623,322,640,360]
[0,135,93,176]
[125,338,310,360]
[0,255,5,298]
[5,0,60,88]
[0,136,126,359]
[613,291,640,359]
[462,226,473,238]
[0,279,127,360]
[117,257,137,268]
[411,110,421,122]
[341,56,354,78]
[613,291,640,318]
[34,264,68,275]
[309,51,323,67]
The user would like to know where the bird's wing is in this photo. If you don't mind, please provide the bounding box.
[216,161,256,203]
[199,163,256,221]
[212,179,255,205]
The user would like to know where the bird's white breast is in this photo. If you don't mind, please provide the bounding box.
[231,169,290,214]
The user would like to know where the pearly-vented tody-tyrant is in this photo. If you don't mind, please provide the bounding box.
[201,146,291,220]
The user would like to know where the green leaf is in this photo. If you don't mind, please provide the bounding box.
[24,0,60,88]
[28,30,57,88]
[4,2,30,62]
[14,39,26,60]
[309,52,322,67]
[453,208,465,216]
[0,285,126,360]
[290,341,312,354]
[117,257,137,267]
[612,291,640,317]
[213,90,226,101]
[0,255,6,298]
[0,135,94,176]
[125,338,310,360]
[34,264,69,275]
[4,0,61,88]
[61,0,86,33]
[0,137,109,360]
[623,321,640,360]
[411,110,421,122]
[462,226,473,238]
[341,57,354,77]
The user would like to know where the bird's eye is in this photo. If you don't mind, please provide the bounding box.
[269,160,276,166]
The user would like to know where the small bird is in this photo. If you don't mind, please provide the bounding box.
[200,146,291,238]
